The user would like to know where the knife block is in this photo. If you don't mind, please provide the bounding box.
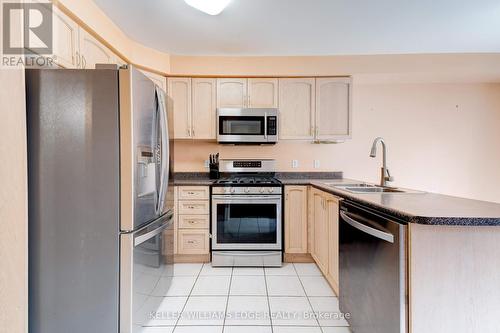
[209,163,220,179]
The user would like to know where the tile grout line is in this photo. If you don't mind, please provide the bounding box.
[263,265,274,333]
[293,263,325,333]
[172,263,204,330]
[221,266,234,332]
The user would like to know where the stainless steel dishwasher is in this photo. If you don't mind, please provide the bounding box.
[339,200,408,333]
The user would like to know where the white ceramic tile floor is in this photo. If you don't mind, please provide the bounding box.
[293,263,323,276]
[225,296,271,325]
[265,263,296,276]
[200,264,232,276]
[133,262,350,333]
[266,275,306,296]
[230,275,267,296]
[300,276,336,297]
[191,276,231,296]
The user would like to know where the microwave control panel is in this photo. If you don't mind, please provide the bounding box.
[267,116,277,136]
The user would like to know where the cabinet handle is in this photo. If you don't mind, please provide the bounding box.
[75,52,80,67]
[82,55,86,69]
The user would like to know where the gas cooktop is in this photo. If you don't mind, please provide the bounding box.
[214,176,282,186]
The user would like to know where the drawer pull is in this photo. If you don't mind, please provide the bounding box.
[187,206,195,209]
[188,220,196,224]
[187,240,197,244]
[188,192,195,195]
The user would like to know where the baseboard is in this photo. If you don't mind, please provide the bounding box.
[174,254,210,263]
[284,252,314,263]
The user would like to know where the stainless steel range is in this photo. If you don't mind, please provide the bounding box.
[211,159,282,267]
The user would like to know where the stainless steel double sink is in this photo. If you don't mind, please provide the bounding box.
[324,183,421,194]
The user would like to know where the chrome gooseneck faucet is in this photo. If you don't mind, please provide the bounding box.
[370,137,394,187]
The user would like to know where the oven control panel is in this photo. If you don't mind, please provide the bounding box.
[233,161,262,168]
[212,187,282,195]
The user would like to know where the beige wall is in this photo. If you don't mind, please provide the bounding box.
[174,82,500,203]
[170,53,500,83]
[0,69,28,333]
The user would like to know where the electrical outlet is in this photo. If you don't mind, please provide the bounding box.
[292,160,299,168]
[314,160,320,169]
[204,160,209,168]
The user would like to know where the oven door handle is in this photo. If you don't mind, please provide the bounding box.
[340,211,394,243]
[264,112,268,139]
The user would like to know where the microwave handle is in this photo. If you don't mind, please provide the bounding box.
[264,112,268,139]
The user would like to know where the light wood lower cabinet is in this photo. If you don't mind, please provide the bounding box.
[284,186,308,253]
[178,229,209,255]
[307,186,341,295]
[175,186,210,257]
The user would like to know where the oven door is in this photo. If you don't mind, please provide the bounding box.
[212,195,282,250]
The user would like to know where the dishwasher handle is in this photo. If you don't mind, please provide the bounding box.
[340,211,394,243]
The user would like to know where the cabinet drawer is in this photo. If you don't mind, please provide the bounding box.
[178,200,209,215]
[178,186,209,200]
[178,230,209,254]
[179,215,209,229]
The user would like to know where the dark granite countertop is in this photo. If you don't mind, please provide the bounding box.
[172,172,500,226]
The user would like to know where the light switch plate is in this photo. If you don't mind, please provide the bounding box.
[314,160,320,169]
[292,160,299,168]
[204,160,209,168]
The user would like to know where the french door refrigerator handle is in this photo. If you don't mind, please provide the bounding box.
[156,86,169,214]
[340,211,394,243]
[134,213,173,246]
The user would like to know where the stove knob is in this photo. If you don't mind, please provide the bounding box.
[231,188,236,193]
[245,187,250,193]
[260,188,265,193]
[225,188,231,194]
[268,188,274,193]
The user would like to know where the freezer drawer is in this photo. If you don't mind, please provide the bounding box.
[120,211,174,333]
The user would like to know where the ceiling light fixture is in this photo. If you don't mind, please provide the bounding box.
[184,0,231,15]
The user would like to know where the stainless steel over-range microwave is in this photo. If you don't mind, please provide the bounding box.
[217,108,278,144]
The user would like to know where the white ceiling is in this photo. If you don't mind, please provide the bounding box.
[93,0,500,56]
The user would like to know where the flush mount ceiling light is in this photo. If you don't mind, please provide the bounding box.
[184,0,231,15]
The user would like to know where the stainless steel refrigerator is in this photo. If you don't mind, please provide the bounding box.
[26,65,174,333]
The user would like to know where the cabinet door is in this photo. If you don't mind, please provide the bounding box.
[52,7,79,68]
[248,78,278,108]
[79,29,116,69]
[217,78,247,108]
[140,70,167,92]
[311,189,329,274]
[315,77,352,140]
[284,186,308,254]
[192,78,217,139]
[326,194,340,295]
[278,78,315,139]
[168,78,192,139]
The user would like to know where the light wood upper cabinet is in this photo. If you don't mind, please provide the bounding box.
[168,78,192,139]
[315,77,352,141]
[79,30,116,69]
[217,78,247,108]
[248,78,278,108]
[52,7,80,68]
[192,78,217,139]
[285,186,308,254]
[279,78,316,140]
